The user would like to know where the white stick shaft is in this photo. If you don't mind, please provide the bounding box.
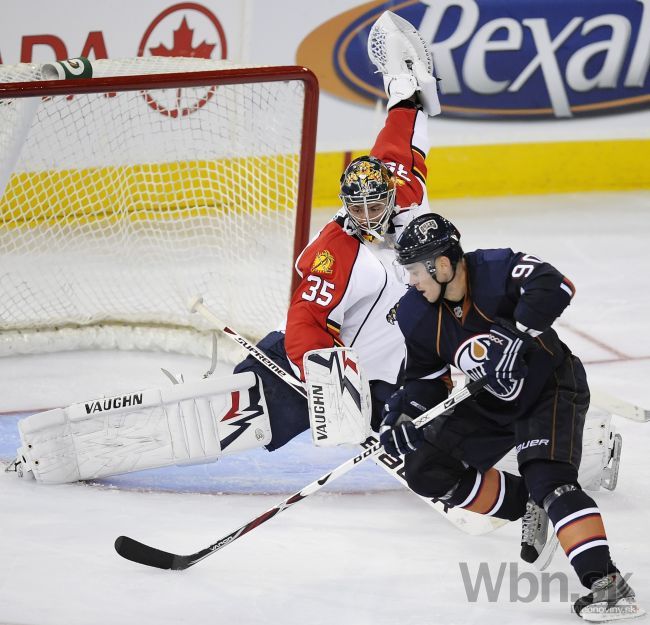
[191,297,306,395]
[591,389,649,422]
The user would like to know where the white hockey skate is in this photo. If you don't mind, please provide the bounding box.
[575,573,646,622]
[367,11,441,116]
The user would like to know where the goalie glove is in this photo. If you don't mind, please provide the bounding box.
[367,11,441,116]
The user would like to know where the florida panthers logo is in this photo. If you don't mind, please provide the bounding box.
[342,160,387,193]
[312,250,335,274]
[454,335,524,401]
[386,301,399,325]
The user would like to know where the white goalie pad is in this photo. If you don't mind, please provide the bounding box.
[16,372,272,484]
[303,347,372,447]
[578,406,620,491]
[495,406,620,491]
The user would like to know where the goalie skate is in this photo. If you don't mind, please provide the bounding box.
[601,432,622,491]
[367,11,441,116]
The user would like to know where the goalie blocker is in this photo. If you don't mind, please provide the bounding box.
[304,347,372,447]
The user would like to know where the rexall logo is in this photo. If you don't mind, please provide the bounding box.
[297,0,650,119]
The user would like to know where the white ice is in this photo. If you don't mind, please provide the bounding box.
[0,191,649,625]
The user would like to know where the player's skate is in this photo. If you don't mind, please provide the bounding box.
[575,572,646,621]
[520,498,558,569]
[520,498,548,562]
[367,11,441,116]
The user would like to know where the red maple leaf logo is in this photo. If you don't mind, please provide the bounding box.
[149,16,216,58]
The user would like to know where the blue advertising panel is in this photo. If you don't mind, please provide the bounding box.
[300,0,650,119]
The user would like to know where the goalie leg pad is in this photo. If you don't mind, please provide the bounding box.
[233,330,310,451]
[494,407,621,491]
[17,372,271,484]
[304,347,372,447]
[579,406,621,491]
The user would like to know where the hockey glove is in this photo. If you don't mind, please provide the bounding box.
[379,388,425,456]
[484,319,532,400]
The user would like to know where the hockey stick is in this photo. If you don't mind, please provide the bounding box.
[114,377,487,570]
[591,389,649,423]
[188,296,506,535]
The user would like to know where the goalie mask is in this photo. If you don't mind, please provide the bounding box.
[339,156,396,240]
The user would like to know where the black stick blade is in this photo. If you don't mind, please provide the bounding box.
[115,536,182,570]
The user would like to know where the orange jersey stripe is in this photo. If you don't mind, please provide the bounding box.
[462,468,501,515]
[557,515,607,554]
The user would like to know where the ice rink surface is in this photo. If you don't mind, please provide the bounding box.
[1,191,649,625]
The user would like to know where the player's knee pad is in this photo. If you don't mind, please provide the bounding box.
[520,459,580,507]
[404,444,467,498]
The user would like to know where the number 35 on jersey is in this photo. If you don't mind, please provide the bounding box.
[302,275,335,306]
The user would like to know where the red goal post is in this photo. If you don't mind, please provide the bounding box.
[0,58,318,359]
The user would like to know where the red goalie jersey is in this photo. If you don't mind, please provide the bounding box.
[285,106,431,382]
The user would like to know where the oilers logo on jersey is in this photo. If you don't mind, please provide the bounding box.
[454,335,524,401]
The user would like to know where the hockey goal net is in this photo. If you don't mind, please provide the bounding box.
[0,57,317,359]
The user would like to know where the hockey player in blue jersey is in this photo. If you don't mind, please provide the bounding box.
[379,213,644,621]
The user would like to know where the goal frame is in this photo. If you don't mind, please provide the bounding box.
[0,64,319,297]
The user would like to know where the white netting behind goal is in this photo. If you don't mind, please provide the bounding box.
[0,57,316,359]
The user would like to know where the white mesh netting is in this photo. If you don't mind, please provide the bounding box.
[0,57,312,360]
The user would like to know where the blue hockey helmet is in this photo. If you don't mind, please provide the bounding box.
[395,213,462,266]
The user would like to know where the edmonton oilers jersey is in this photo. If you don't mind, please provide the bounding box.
[396,248,577,424]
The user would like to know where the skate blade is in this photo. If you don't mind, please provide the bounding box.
[579,597,646,622]
[533,533,559,571]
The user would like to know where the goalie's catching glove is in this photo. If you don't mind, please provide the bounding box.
[379,388,425,456]
[484,319,533,399]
